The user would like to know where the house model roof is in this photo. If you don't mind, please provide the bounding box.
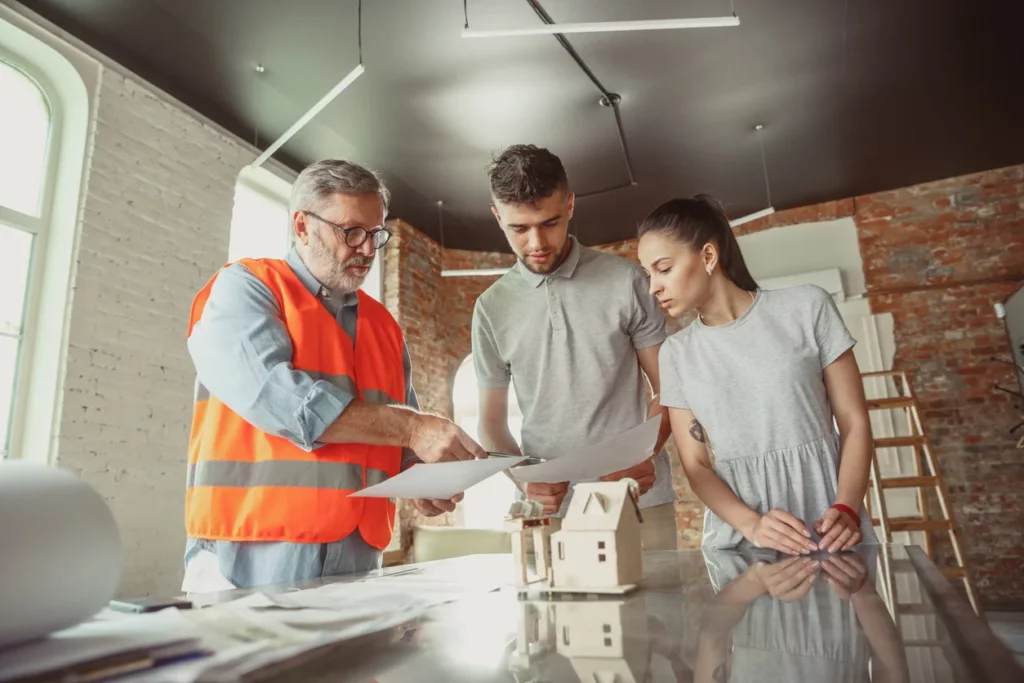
[560,481,642,532]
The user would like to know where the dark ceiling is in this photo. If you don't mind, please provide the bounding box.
[20,0,1024,252]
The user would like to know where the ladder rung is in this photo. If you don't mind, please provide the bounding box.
[870,516,953,532]
[873,435,926,448]
[897,603,935,615]
[861,370,907,378]
[890,559,966,579]
[867,475,939,489]
[866,397,915,410]
[941,566,967,579]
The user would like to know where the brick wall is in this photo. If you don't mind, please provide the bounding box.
[57,68,252,597]
[854,165,1024,605]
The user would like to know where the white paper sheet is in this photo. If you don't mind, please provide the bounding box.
[349,456,525,499]
[0,462,122,649]
[508,415,662,484]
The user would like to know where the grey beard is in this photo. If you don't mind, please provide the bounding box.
[308,233,372,294]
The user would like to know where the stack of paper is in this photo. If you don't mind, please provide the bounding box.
[0,625,204,683]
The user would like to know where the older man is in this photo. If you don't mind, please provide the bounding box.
[472,144,678,550]
[182,159,486,592]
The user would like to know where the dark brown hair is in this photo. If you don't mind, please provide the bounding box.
[487,144,568,205]
[638,194,758,291]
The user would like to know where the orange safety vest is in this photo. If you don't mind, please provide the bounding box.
[184,257,405,549]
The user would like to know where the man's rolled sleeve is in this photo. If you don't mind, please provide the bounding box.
[471,299,511,389]
[187,263,353,452]
[627,266,668,350]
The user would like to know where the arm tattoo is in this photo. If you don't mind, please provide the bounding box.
[688,419,707,444]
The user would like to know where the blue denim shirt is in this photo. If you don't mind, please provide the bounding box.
[185,249,419,587]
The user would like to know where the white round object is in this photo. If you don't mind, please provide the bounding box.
[0,461,122,648]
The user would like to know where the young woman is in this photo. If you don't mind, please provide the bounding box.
[637,195,876,555]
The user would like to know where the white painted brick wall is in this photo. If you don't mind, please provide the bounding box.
[57,68,253,597]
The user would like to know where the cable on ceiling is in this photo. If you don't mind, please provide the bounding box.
[523,0,637,198]
[756,125,772,207]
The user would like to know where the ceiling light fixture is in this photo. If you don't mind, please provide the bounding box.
[253,0,364,167]
[442,267,512,277]
[461,15,739,38]
[437,199,512,278]
[729,124,776,228]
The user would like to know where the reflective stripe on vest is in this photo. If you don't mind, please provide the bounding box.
[185,460,390,490]
[184,257,405,548]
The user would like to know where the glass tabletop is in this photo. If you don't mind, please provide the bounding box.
[204,544,1021,683]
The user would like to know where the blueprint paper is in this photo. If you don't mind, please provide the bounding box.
[508,416,661,484]
[349,456,526,499]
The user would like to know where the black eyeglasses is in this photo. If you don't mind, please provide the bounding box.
[304,211,391,250]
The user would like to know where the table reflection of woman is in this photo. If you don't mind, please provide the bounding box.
[696,549,909,683]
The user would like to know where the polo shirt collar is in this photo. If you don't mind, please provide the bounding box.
[516,236,582,288]
[286,248,358,307]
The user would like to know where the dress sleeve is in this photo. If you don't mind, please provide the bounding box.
[811,286,857,369]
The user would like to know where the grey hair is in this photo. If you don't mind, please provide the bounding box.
[289,159,391,216]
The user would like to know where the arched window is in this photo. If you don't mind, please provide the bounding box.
[1,10,91,463]
[0,58,52,457]
[452,355,522,529]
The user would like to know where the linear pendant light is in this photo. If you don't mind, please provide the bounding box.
[462,15,740,38]
[254,0,365,168]
[253,63,364,168]
[729,124,775,228]
[441,267,512,277]
[437,200,509,278]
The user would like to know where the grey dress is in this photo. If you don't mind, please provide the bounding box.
[659,285,877,549]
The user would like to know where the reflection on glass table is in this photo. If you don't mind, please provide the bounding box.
[210,545,1021,683]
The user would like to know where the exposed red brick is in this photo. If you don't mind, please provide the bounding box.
[733,198,856,236]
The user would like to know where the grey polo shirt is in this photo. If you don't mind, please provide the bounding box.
[472,236,677,514]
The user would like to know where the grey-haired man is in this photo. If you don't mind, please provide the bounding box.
[183,159,486,592]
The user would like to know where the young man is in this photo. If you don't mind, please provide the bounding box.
[183,159,486,592]
[471,144,678,549]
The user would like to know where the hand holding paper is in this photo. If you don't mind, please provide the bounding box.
[411,494,464,517]
[408,414,488,463]
[601,456,657,495]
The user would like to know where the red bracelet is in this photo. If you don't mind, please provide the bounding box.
[832,503,860,527]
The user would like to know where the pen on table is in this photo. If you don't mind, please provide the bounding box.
[487,451,544,465]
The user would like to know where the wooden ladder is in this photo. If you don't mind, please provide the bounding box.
[860,370,982,616]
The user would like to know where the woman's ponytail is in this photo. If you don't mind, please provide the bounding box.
[638,194,758,292]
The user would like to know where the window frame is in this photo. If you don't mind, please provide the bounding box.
[229,164,293,262]
[0,46,61,459]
